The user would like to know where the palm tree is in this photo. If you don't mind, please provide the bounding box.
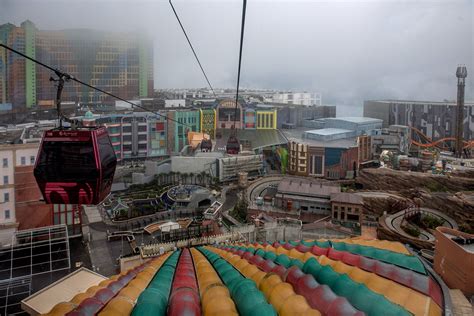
[181,173,188,185]
[200,171,207,186]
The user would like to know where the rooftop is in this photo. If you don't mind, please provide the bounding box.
[216,128,288,151]
[33,238,446,316]
[0,128,22,144]
[281,127,358,148]
[277,178,340,196]
[366,99,474,106]
[330,192,364,205]
[438,227,474,254]
[21,268,107,315]
[326,116,383,124]
[304,128,353,136]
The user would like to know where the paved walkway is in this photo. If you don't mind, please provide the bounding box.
[83,206,102,223]
[84,208,127,277]
[86,222,122,277]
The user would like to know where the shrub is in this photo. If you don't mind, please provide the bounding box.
[425,181,448,192]
[459,223,474,234]
[230,198,248,223]
[402,224,420,238]
[421,215,444,229]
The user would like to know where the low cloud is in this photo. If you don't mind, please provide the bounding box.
[1,0,472,107]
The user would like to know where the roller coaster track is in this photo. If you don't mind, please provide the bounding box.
[410,126,474,149]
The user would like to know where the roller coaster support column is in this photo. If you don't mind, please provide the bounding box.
[455,65,467,158]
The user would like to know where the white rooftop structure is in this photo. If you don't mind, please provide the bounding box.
[303,128,356,141]
[305,128,354,136]
[22,268,107,315]
[323,117,383,136]
[327,117,383,124]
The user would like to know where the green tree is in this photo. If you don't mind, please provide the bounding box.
[232,197,248,222]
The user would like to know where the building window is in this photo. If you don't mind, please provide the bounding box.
[21,156,26,165]
[309,155,323,175]
[2,158,7,168]
[5,210,10,220]
[347,214,359,222]
[30,156,35,164]
[3,176,8,185]
[334,206,339,211]
[4,192,9,202]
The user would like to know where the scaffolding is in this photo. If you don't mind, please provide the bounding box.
[219,154,263,181]
[0,225,70,315]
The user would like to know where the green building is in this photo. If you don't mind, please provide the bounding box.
[168,109,201,153]
[0,20,153,110]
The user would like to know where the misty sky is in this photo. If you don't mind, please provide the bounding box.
[1,0,473,109]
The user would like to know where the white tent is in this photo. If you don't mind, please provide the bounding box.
[159,221,181,232]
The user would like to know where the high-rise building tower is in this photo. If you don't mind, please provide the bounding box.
[455,65,467,158]
[0,21,154,110]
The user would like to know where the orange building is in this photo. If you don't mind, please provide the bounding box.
[14,164,53,230]
[434,227,474,297]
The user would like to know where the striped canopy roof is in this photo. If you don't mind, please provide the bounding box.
[43,238,444,316]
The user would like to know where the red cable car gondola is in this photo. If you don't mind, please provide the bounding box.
[226,135,240,155]
[34,126,117,205]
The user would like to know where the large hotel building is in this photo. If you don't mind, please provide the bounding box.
[0,20,153,109]
[364,100,474,140]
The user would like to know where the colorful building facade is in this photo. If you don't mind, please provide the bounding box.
[96,113,167,161]
[168,110,200,153]
[256,109,277,129]
[216,99,243,129]
[0,20,153,109]
[288,140,359,179]
[215,100,278,131]
[243,109,256,129]
[199,108,216,139]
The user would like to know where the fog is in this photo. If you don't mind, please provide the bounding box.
[1,0,473,108]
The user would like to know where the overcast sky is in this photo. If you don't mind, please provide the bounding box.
[1,0,473,108]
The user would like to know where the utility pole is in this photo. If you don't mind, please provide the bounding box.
[455,65,467,158]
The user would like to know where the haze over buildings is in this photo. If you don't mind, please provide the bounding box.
[0,20,153,109]
[0,1,473,315]
[1,0,472,106]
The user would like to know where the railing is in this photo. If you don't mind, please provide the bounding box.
[230,223,255,234]
[140,233,243,258]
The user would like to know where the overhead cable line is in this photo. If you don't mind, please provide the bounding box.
[232,0,247,132]
[169,0,217,98]
[0,43,194,129]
